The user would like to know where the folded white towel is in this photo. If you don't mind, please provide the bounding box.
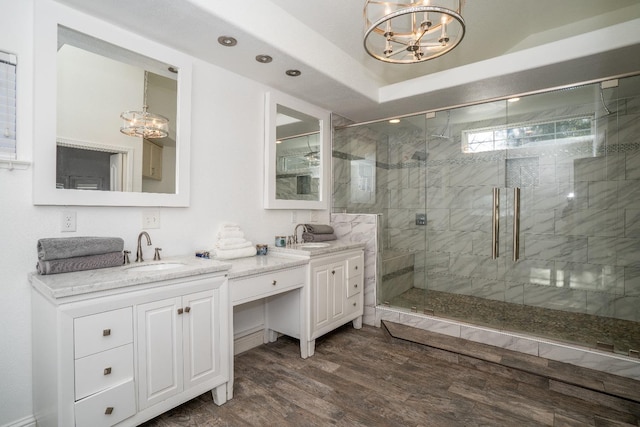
[214,245,256,260]
[219,222,239,229]
[217,230,245,239]
[216,240,253,250]
[216,237,246,246]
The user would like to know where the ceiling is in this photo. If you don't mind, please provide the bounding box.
[54,0,640,123]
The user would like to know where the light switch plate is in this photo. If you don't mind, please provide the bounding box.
[142,210,160,229]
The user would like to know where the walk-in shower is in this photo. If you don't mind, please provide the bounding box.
[333,74,640,357]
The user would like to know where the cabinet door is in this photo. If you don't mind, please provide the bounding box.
[182,290,218,390]
[330,263,346,322]
[142,139,163,180]
[137,297,183,409]
[311,263,331,331]
[311,261,346,332]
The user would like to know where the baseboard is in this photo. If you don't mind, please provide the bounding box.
[234,330,265,355]
[1,415,37,427]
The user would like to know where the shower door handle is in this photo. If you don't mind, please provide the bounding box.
[491,188,499,259]
[512,187,521,262]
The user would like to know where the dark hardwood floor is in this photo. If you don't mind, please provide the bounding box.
[142,324,640,426]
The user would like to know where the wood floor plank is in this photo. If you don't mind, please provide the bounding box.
[141,325,640,427]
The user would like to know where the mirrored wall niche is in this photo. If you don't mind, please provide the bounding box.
[56,30,178,194]
[264,91,330,209]
[275,104,321,201]
[33,0,192,206]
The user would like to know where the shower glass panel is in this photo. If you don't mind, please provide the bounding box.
[333,73,640,355]
[422,101,508,330]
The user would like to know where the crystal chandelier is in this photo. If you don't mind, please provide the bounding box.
[364,0,465,64]
[120,71,169,138]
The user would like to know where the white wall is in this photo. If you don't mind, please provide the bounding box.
[0,0,329,424]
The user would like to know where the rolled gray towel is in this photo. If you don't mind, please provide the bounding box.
[37,237,124,261]
[302,232,337,242]
[304,224,334,234]
[37,251,123,275]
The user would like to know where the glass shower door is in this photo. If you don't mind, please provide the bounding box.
[502,77,640,353]
[423,101,510,329]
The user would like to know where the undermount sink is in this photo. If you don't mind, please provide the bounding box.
[298,243,331,249]
[126,262,186,272]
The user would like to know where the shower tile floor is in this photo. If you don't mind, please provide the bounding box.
[388,288,640,355]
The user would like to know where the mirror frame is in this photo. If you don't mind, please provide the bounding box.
[33,0,192,206]
[264,91,330,209]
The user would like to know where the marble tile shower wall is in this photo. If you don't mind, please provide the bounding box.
[333,124,390,230]
[420,101,640,323]
[333,93,640,323]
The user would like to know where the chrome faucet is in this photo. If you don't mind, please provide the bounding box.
[293,224,307,244]
[135,231,152,262]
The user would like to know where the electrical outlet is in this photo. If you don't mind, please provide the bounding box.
[310,210,319,222]
[61,210,76,232]
[142,210,160,229]
[291,211,297,224]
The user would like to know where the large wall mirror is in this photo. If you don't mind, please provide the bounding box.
[33,0,192,206]
[264,91,330,209]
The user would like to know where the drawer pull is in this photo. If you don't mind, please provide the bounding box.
[102,329,111,337]
[104,367,112,375]
[354,284,358,288]
[272,280,277,286]
[331,270,335,275]
[185,306,191,313]
[105,407,114,415]
[355,266,358,270]
[177,308,183,315]
[353,302,357,307]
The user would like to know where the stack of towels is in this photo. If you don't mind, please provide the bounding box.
[213,223,256,260]
[37,236,124,275]
[302,224,337,242]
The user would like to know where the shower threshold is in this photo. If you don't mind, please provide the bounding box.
[387,288,640,357]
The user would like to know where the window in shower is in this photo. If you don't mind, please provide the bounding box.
[462,115,594,153]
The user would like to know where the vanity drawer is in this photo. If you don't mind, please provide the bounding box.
[346,276,362,298]
[346,294,362,316]
[75,343,134,400]
[75,379,135,427]
[74,307,133,359]
[346,254,364,278]
[231,267,305,305]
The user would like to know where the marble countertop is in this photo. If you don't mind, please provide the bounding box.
[268,240,365,258]
[224,255,308,279]
[29,241,365,300]
[30,255,232,300]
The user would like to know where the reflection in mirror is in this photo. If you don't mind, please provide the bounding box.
[264,91,330,209]
[56,26,177,194]
[275,105,320,201]
[33,0,192,206]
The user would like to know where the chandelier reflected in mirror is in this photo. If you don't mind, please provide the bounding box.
[364,0,465,64]
[120,71,169,139]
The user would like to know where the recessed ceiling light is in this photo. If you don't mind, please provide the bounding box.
[217,36,237,47]
[255,55,273,64]
[389,118,400,124]
[507,97,520,103]
[285,69,301,77]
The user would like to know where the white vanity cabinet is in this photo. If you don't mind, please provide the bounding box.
[306,248,364,356]
[137,289,227,410]
[31,272,229,427]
